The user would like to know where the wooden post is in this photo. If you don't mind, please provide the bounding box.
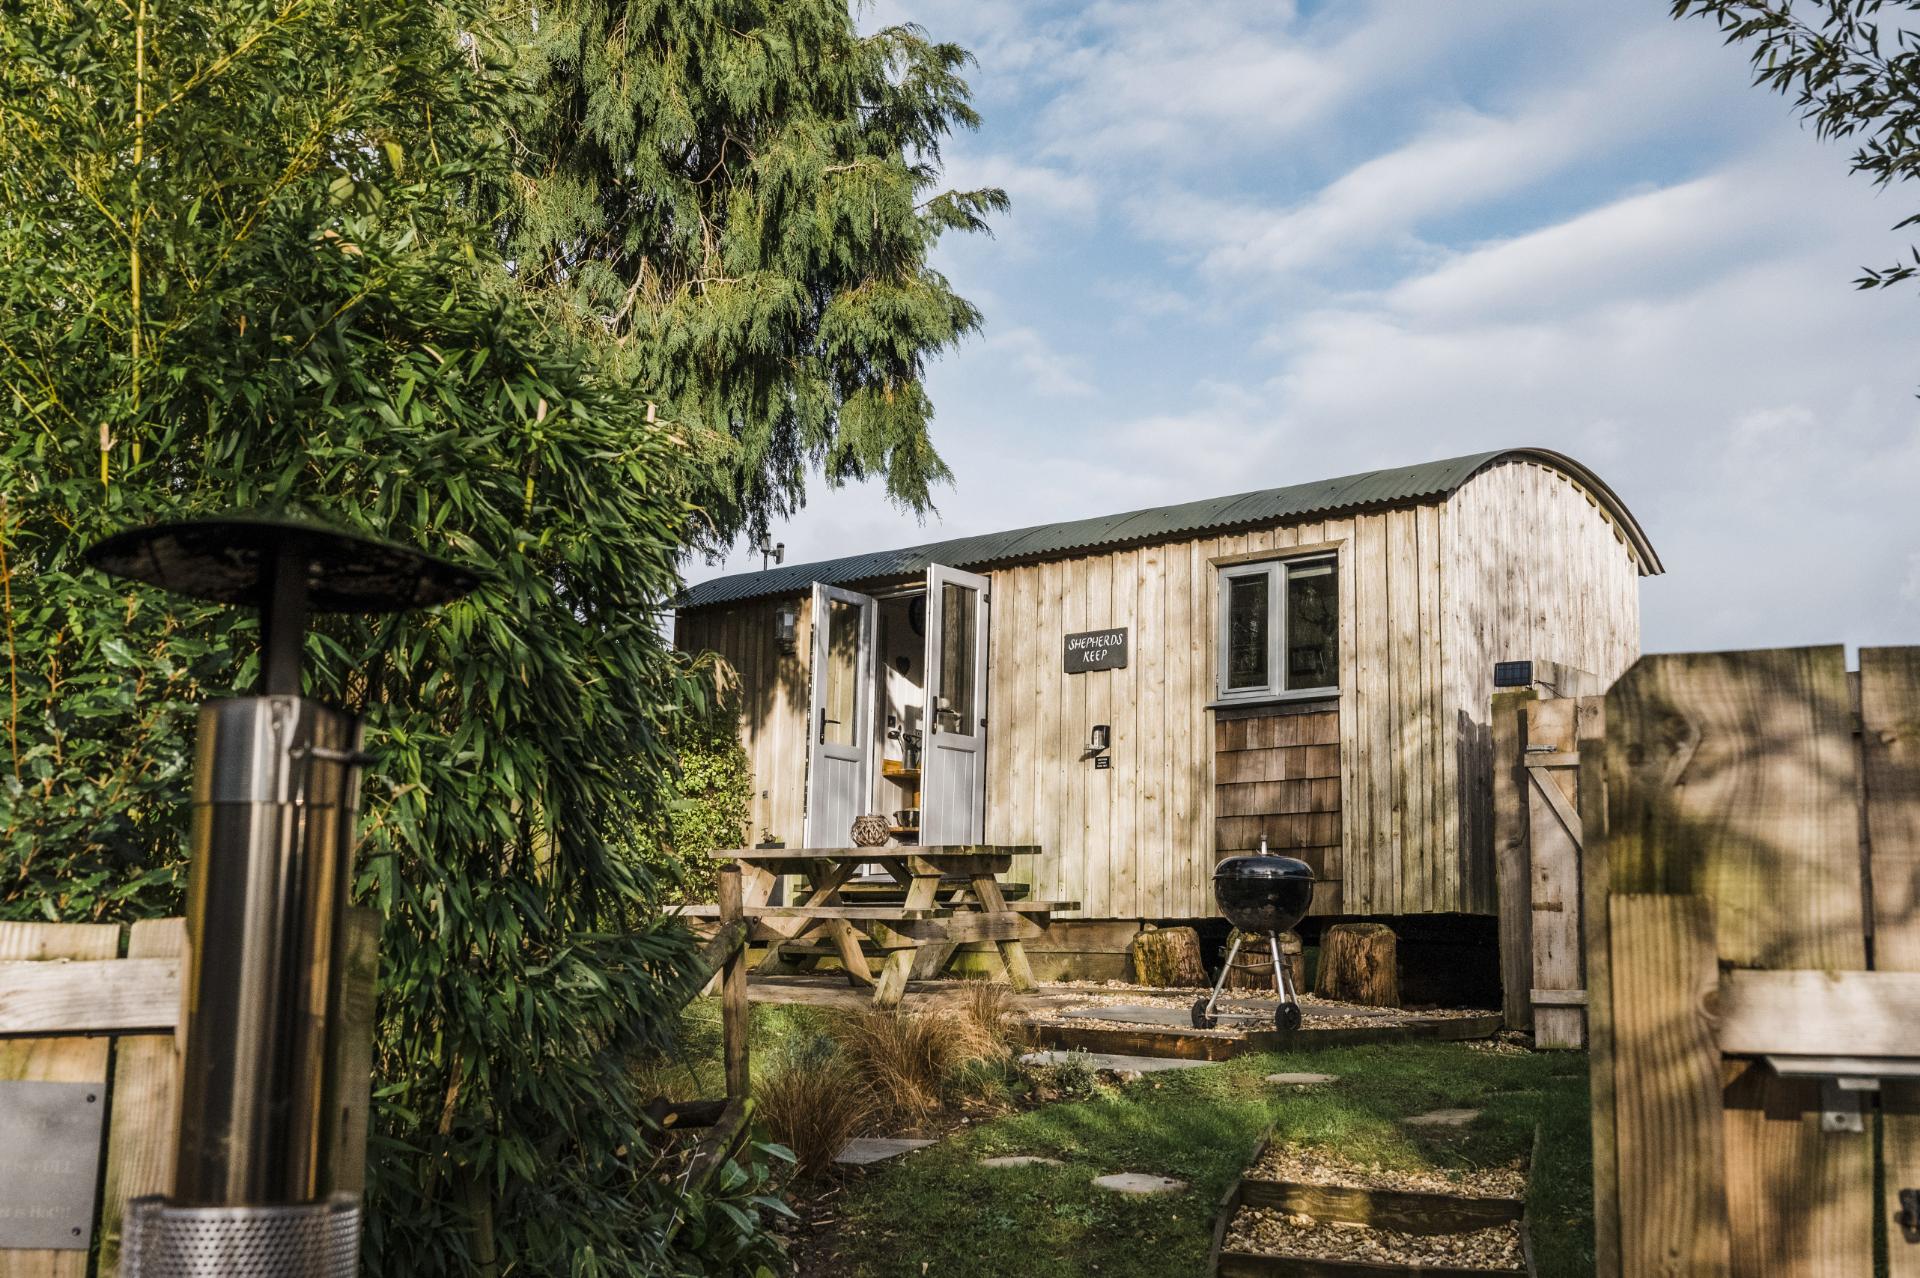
[1576,700,1621,1278]
[1861,648,1920,1278]
[719,866,749,1101]
[97,919,184,1278]
[1491,689,1536,1031]
[1608,894,1731,1278]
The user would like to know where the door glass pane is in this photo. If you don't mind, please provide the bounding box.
[1286,561,1337,690]
[823,598,859,746]
[936,582,976,737]
[1225,573,1270,691]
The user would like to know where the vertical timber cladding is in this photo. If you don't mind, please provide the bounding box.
[673,594,812,848]
[1213,704,1344,914]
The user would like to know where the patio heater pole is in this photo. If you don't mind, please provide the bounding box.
[86,516,479,1277]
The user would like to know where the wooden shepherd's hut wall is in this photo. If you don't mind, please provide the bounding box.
[675,596,813,850]
[677,454,1647,921]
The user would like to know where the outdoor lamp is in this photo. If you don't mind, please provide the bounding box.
[1089,724,1111,754]
[775,602,799,653]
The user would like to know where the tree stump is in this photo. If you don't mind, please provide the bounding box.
[1129,925,1207,987]
[1314,923,1400,1007]
[1224,929,1304,993]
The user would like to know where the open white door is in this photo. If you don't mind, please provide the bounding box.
[920,564,990,845]
[804,583,878,848]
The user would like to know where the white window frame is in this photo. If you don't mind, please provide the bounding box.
[1214,553,1339,703]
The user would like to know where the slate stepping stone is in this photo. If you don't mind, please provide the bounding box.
[1265,1072,1339,1086]
[1404,1108,1482,1127]
[1092,1173,1187,1195]
[835,1137,936,1166]
[980,1155,1064,1168]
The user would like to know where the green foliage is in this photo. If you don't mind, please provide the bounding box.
[1675,0,1920,289]
[500,0,1007,548]
[0,1,784,1272]
[646,699,754,904]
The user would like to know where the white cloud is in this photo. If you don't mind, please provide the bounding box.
[983,326,1096,398]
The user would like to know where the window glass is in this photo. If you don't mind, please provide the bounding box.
[936,582,976,736]
[1285,561,1337,690]
[822,598,859,746]
[1225,573,1270,691]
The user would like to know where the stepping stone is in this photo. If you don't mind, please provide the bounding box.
[1019,1049,1215,1074]
[1405,1108,1482,1127]
[835,1137,936,1166]
[1266,1072,1339,1086]
[1093,1172,1187,1195]
[980,1155,1064,1169]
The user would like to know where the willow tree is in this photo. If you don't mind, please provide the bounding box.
[503,0,1007,548]
[0,2,784,1273]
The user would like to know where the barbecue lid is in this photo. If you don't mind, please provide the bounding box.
[1213,854,1316,882]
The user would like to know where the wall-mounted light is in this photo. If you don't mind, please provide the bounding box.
[775,603,799,654]
[1089,724,1111,754]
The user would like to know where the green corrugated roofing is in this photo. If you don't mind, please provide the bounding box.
[678,447,1662,610]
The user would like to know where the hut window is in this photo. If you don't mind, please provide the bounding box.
[1216,554,1338,700]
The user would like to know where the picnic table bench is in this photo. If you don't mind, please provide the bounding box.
[698,845,1076,1009]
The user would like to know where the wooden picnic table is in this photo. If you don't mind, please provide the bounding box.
[708,845,1071,1009]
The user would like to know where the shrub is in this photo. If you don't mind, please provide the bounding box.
[829,1009,965,1129]
[754,1036,870,1180]
[643,697,752,905]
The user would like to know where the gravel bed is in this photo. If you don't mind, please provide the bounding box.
[1224,1205,1525,1271]
[1249,1145,1527,1199]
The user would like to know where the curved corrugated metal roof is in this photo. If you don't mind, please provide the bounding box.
[679,447,1662,609]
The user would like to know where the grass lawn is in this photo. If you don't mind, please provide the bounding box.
[651,1003,1595,1277]
[799,1042,1591,1278]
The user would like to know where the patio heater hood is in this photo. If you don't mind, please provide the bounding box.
[87,515,479,1277]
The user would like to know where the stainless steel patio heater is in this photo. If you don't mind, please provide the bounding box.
[86,516,479,1278]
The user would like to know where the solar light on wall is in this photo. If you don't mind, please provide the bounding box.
[1088,724,1111,754]
[1493,660,1534,688]
[775,603,799,654]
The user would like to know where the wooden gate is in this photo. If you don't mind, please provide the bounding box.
[1493,688,1604,1048]
[1584,644,1920,1278]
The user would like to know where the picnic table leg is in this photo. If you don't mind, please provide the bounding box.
[969,875,1037,992]
[875,859,948,997]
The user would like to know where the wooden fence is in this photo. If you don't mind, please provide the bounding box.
[0,876,752,1277]
[1585,644,1920,1277]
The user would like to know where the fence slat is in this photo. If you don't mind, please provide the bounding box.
[1578,699,1621,1278]
[97,919,184,1278]
[1861,647,1920,1278]
[0,956,179,1034]
[1609,894,1731,1277]
[0,922,121,1278]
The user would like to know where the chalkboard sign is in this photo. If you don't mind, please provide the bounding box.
[1064,627,1128,673]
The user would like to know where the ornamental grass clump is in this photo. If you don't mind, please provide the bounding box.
[753,1036,871,1181]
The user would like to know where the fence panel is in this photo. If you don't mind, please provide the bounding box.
[1590,644,1907,1277]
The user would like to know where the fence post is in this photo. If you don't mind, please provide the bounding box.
[719,865,749,1101]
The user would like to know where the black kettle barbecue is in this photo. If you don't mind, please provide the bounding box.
[1192,846,1315,1031]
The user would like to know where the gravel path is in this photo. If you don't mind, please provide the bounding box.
[1224,1206,1525,1271]
[1248,1145,1527,1199]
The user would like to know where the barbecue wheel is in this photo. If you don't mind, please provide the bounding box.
[1190,997,1217,1029]
[1275,1002,1303,1032]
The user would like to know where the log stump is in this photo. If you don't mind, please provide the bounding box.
[1314,922,1400,1007]
[1129,925,1207,987]
[1224,929,1305,993]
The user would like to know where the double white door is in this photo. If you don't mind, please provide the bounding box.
[802,564,990,848]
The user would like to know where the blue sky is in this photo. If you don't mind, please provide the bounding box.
[686,0,1920,653]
